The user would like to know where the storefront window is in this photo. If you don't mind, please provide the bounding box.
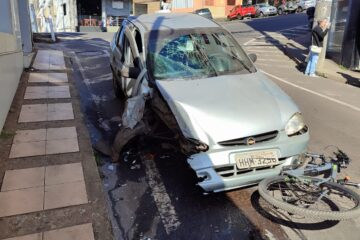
[227,0,236,6]
[327,0,349,56]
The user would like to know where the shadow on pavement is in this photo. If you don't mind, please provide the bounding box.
[338,72,360,88]
[243,13,309,48]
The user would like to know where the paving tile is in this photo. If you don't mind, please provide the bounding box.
[33,50,65,70]
[24,92,48,99]
[28,73,48,83]
[46,138,79,155]
[25,86,48,93]
[19,104,74,122]
[48,73,68,83]
[24,87,48,99]
[48,86,71,99]
[47,103,74,121]
[50,91,71,98]
[0,187,44,217]
[46,127,77,141]
[24,86,70,99]
[13,129,46,143]
[44,181,87,210]
[50,63,66,70]
[47,111,74,121]
[3,233,42,240]
[19,104,47,113]
[45,163,84,186]
[9,141,46,158]
[1,167,45,191]
[48,86,69,92]
[43,223,94,240]
[18,104,47,123]
[18,111,47,122]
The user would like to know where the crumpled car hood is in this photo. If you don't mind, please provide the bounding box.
[156,71,299,146]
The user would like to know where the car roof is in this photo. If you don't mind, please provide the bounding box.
[128,13,220,33]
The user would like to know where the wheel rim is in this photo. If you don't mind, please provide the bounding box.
[263,177,360,215]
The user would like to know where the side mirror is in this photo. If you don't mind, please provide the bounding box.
[249,53,257,63]
[121,66,141,79]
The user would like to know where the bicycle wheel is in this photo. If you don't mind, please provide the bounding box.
[258,176,360,221]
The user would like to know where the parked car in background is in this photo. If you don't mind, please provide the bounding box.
[296,0,316,12]
[255,3,277,17]
[194,8,213,19]
[110,13,309,192]
[227,4,256,20]
[277,1,298,15]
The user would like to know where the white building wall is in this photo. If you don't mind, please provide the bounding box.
[0,0,24,131]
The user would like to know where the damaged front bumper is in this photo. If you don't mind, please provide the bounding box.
[187,131,309,192]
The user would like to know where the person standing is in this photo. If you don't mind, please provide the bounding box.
[161,0,171,12]
[305,18,331,77]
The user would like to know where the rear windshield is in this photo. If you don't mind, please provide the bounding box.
[146,28,256,81]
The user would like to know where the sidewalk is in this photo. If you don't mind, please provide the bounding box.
[284,31,360,87]
[0,50,112,239]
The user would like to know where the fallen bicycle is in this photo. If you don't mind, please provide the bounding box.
[258,148,360,221]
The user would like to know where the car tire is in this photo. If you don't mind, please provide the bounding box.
[260,12,264,17]
[112,73,125,100]
[297,6,303,13]
[278,8,283,15]
[237,14,243,20]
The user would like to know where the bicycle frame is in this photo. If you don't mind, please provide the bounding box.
[281,151,359,189]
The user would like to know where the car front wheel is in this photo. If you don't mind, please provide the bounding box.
[237,14,243,20]
[278,8,283,15]
[260,12,264,17]
[297,6,303,13]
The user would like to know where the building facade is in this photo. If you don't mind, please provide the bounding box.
[0,0,33,131]
[171,0,244,18]
[327,0,359,70]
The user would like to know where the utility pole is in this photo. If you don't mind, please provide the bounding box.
[314,0,333,73]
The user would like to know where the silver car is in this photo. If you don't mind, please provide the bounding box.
[255,3,277,17]
[297,0,316,12]
[110,13,309,193]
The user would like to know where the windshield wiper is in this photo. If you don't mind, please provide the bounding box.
[211,33,253,73]
[189,35,218,76]
[229,49,252,73]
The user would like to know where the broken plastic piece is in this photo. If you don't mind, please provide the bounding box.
[122,95,146,129]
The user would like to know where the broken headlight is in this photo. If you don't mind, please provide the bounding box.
[285,113,307,136]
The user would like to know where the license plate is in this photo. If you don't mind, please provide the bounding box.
[235,150,279,170]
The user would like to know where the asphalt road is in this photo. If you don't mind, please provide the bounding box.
[46,13,360,240]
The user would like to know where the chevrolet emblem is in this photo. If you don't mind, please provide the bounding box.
[246,137,256,145]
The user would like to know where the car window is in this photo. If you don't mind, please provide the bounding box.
[122,36,134,66]
[117,21,127,49]
[134,30,143,54]
[116,26,123,48]
[147,29,256,80]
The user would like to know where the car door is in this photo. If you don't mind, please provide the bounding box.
[122,26,147,98]
[111,21,127,89]
[122,34,136,97]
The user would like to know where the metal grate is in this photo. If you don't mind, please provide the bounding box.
[218,131,278,146]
